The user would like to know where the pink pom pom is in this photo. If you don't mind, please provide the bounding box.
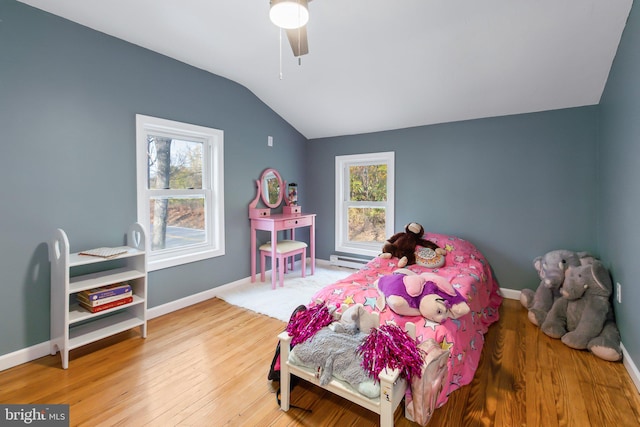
[286,302,333,346]
[358,324,425,382]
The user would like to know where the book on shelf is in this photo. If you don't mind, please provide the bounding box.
[79,296,133,313]
[78,246,129,259]
[78,282,132,301]
[76,290,133,307]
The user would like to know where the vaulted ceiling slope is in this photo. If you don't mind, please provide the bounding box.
[18,0,633,139]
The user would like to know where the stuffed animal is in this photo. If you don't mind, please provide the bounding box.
[541,260,622,362]
[380,222,445,268]
[288,304,380,397]
[329,303,379,335]
[376,269,470,323]
[520,250,594,326]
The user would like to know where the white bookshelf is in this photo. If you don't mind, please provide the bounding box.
[49,223,147,369]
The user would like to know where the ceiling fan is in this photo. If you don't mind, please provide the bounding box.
[269,0,312,57]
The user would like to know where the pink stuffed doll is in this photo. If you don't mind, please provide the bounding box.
[376,270,470,323]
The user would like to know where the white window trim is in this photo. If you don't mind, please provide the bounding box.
[136,114,225,271]
[335,151,395,257]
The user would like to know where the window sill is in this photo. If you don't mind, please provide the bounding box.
[148,248,224,271]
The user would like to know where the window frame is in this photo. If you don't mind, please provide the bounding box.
[334,151,395,257]
[136,114,225,271]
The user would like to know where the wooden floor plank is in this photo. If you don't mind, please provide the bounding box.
[1,297,639,426]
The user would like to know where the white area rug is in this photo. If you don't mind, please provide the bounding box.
[213,261,356,322]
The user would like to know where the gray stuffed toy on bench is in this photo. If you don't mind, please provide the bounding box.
[288,304,381,398]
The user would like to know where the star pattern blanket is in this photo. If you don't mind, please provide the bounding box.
[310,232,503,407]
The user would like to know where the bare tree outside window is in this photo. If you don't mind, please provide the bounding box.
[147,136,205,251]
[148,136,171,249]
[137,114,224,271]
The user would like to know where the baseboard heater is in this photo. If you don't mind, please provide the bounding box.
[329,254,371,269]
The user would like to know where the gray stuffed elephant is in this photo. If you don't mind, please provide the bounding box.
[520,250,594,326]
[541,260,622,362]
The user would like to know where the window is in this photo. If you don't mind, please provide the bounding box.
[335,152,394,257]
[136,115,224,271]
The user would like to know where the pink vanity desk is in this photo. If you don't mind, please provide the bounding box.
[249,168,315,289]
[249,212,316,289]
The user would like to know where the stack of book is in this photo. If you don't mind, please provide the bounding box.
[77,282,133,313]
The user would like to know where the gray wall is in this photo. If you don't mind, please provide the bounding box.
[1,0,638,375]
[599,2,640,370]
[0,2,308,356]
[307,107,599,293]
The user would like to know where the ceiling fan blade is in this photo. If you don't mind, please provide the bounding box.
[285,25,309,57]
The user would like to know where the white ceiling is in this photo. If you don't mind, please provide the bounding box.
[18,0,633,139]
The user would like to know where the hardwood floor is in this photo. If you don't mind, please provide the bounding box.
[1,298,639,426]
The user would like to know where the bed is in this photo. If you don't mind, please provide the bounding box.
[278,232,503,426]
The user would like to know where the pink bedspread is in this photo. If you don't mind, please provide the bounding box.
[310,232,503,407]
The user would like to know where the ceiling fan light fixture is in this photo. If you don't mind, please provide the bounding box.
[270,0,309,29]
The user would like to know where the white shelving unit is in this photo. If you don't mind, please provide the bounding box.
[49,223,147,369]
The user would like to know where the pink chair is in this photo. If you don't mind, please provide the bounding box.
[259,240,307,289]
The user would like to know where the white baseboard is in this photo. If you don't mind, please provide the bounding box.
[622,343,640,394]
[500,287,521,300]
[0,342,51,372]
[147,274,250,319]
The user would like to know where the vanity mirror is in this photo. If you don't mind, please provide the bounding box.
[249,168,286,218]
[261,168,283,208]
